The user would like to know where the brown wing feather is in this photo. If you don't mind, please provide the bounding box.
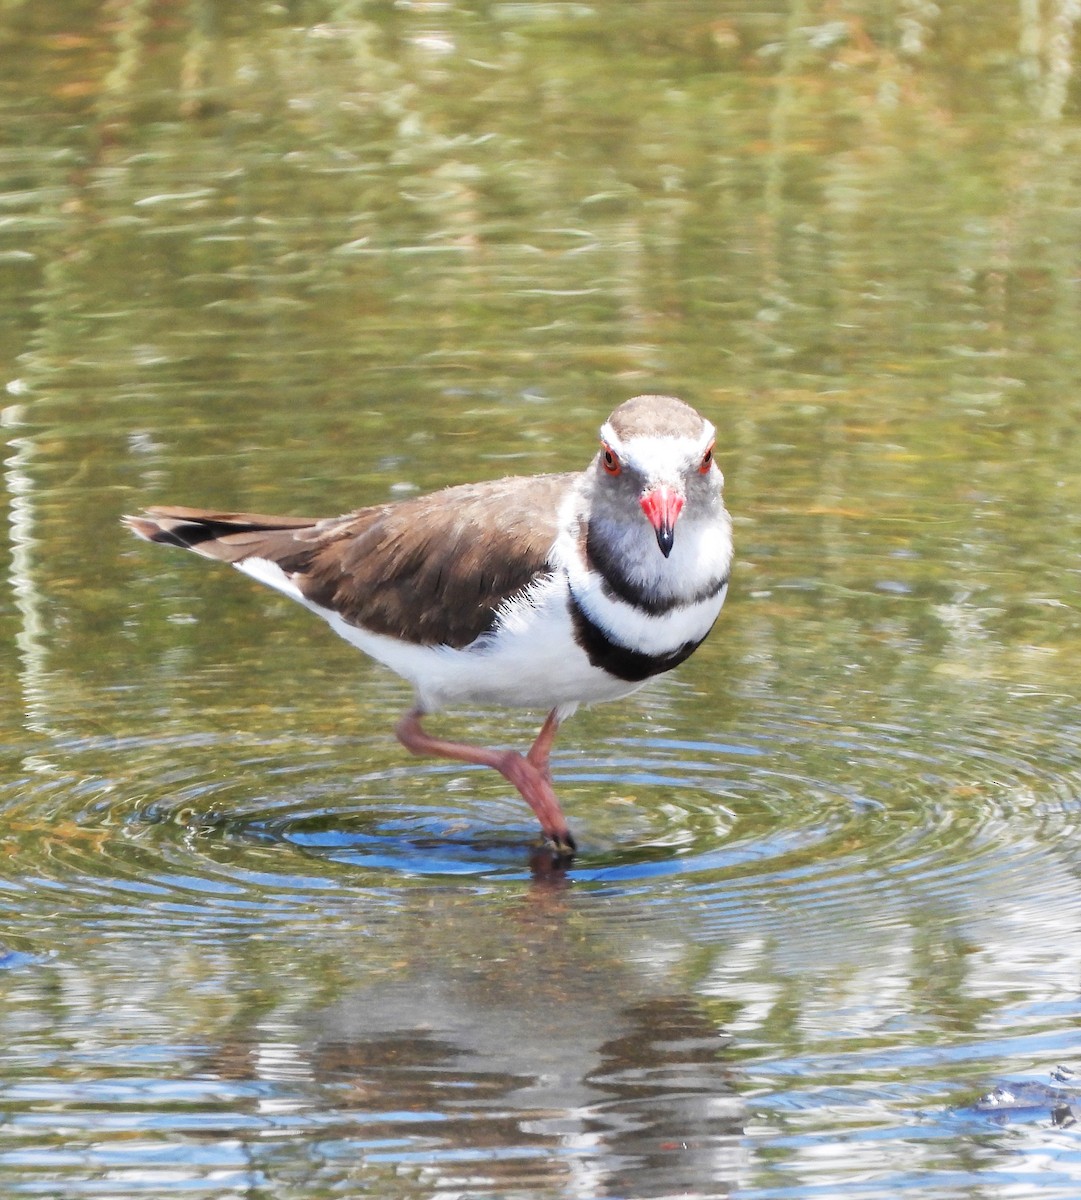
[300,475,569,646]
[125,474,572,649]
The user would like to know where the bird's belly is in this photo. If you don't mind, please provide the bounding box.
[302,595,634,712]
[432,641,641,711]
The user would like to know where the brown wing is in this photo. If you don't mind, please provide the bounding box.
[126,473,572,648]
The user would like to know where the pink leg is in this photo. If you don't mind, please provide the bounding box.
[395,708,575,854]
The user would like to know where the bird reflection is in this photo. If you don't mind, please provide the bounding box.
[196,886,746,1197]
[308,989,743,1198]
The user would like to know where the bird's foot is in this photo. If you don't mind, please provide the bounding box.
[541,829,577,858]
[539,830,573,859]
[497,750,575,857]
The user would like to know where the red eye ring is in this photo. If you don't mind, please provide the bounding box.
[602,445,622,476]
[699,443,714,474]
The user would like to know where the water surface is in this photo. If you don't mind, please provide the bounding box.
[3,2,1081,1197]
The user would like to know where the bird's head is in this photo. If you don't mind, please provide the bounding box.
[594,395,722,559]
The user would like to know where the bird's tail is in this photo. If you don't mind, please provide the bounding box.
[123,506,325,565]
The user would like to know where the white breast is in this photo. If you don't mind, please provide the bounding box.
[554,492,733,656]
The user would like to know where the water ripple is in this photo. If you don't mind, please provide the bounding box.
[0,698,1079,943]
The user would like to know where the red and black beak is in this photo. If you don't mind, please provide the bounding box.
[640,484,684,558]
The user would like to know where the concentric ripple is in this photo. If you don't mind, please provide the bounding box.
[1,694,1080,946]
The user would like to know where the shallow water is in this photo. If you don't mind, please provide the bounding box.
[4,2,1081,1197]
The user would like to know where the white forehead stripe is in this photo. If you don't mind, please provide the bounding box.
[599,423,716,483]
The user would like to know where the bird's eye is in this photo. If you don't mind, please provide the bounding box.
[699,444,714,474]
[602,445,622,476]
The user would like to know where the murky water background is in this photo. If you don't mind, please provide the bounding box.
[4,2,1081,1196]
